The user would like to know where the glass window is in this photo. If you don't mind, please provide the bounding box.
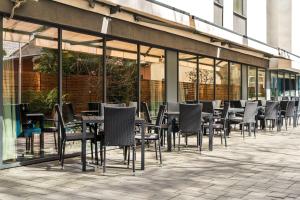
[178,53,197,102]
[62,30,103,114]
[199,57,214,100]
[229,62,241,100]
[106,40,137,104]
[214,3,223,26]
[140,45,165,116]
[258,68,266,100]
[284,73,291,97]
[278,73,284,97]
[291,74,296,97]
[248,66,256,100]
[233,0,244,15]
[271,72,277,99]
[3,18,58,163]
[215,60,228,100]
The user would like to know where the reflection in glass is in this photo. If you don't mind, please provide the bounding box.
[199,57,214,100]
[278,73,284,97]
[248,66,256,100]
[284,73,290,97]
[62,30,103,114]
[215,60,228,100]
[178,53,197,102]
[140,46,165,116]
[258,69,266,100]
[271,72,277,99]
[3,18,58,163]
[229,63,241,100]
[291,74,296,97]
[106,40,137,104]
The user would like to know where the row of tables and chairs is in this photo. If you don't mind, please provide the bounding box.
[17,96,300,174]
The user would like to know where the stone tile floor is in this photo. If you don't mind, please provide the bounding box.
[1,127,300,200]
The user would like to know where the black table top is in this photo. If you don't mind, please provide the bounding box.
[81,115,145,123]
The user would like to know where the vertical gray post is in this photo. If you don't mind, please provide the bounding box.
[266,69,271,100]
[0,16,3,165]
[102,37,106,103]
[58,28,62,107]
[165,50,178,103]
[18,43,22,104]
[242,64,248,100]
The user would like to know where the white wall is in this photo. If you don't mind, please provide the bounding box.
[291,0,300,56]
[156,0,214,22]
[247,0,267,43]
[223,0,233,30]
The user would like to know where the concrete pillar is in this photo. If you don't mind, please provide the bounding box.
[166,50,178,103]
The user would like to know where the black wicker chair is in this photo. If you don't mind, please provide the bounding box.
[102,107,136,173]
[135,105,166,164]
[280,101,295,130]
[178,103,203,151]
[260,101,280,131]
[55,104,95,169]
[204,102,229,147]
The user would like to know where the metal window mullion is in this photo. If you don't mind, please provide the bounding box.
[256,67,258,100]
[58,28,62,107]
[137,44,141,115]
[103,37,107,103]
[213,59,216,100]
[228,61,230,100]
[196,56,199,102]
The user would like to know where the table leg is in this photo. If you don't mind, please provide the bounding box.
[209,115,213,151]
[40,118,45,157]
[167,116,173,152]
[141,121,145,170]
[82,122,87,171]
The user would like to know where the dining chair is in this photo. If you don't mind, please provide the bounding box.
[135,105,166,164]
[280,101,295,130]
[178,103,203,151]
[55,104,95,169]
[258,101,280,131]
[102,107,136,173]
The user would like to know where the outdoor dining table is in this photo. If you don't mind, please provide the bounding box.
[25,113,45,156]
[81,115,145,172]
[165,112,214,151]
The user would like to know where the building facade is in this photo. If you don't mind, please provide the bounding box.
[0,0,299,168]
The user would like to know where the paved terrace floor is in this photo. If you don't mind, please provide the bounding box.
[1,127,300,200]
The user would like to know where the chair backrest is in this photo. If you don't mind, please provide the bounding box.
[265,101,279,120]
[55,104,66,140]
[129,101,138,113]
[20,103,30,124]
[62,103,75,123]
[141,102,152,123]
[286,101,295,117]
[221,102,230,120]
[179,103,202,133]
[100,103,126,116]
[200,100,214,113]
[282,96,289,101]
[104,107,136,146]
[155,105,166,127]
[186,100,198,104]
[280,100,288,111]
[88,102,101,115]
[230,100,242,108]
[167,102,179,112]
[214,100,222,108]
[243,101,258,123]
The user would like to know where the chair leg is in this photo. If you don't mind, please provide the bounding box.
[254,123,256,138]
[95,141,99,165]
[154,141,158,160]
[103,146,106,173]
[127,146,131,168]
[31,135,34,154]
[185,135,188,147]
[61,140,66,169]
[53,132,57,150]
[124,146,128,163]
[158,139,162,165]
[178,133,181,151]
[220,129,223,145]
[224,129,227,147]
[242,124,245,138]
[173,132,176,148]
[285,117,288,130]
[90,141,94,160]
[248,123,251,136]
[132,146,136,174]
[199,130,203,152]
[100,140,103,166]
